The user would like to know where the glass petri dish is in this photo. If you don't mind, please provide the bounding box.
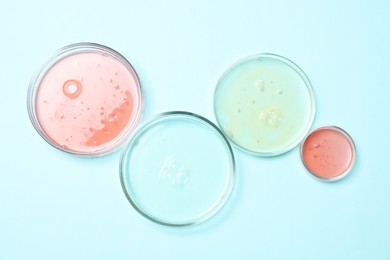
[120,112,235,226]
[27,43,142,157]
[214,53,315,156]
[300,126,356,182]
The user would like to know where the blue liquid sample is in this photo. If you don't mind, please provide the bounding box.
[120,112,235,226]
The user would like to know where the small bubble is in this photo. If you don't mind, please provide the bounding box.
[159,157,190,187]
[276,89,283,95]
[314,143,320,148]
[237,109,241,113]
[255,79,265,92]
[63,79,82,99]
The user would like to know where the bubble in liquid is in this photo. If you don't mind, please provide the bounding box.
[159,156,190,187]
[63,79,82,99]
[255,79,265,92]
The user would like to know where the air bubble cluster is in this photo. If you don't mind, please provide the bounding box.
[159,156,190,187]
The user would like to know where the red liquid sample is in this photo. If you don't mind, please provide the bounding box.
[36,52,141,154]
[301,127,355,180]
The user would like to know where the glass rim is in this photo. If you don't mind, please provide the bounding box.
[119,111,236,227]
[27,42,143,157]
[214,53,316,157]
[300,125,357,182]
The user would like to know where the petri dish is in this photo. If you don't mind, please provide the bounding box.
[214,54,315,156]
[120,112,235,226]
[27,43,142,157]
[301,126,356,182]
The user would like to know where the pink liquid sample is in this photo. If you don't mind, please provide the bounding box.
[301,127,355,180]
[36,52,141,154]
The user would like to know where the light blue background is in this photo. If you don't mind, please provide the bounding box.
[1,0,389,259]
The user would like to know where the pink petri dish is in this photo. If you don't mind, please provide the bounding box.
[27,43,143,157]
[300,126,356,182]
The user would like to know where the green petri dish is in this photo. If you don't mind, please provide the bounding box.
[120,112,235,226]
[214,54,315,156]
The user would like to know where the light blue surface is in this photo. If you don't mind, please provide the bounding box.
[1,0,389,259]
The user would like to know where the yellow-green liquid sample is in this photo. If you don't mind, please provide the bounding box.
[214,55,315,156]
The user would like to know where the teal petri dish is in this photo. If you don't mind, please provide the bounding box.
[214,54,315,156]
[120,112,235,226]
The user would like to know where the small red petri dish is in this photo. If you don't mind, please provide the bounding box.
[300,126,356,182]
